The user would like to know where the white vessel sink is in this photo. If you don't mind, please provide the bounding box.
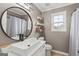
[8,38,46,56]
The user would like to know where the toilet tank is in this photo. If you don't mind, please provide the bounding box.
[38,37,44,40]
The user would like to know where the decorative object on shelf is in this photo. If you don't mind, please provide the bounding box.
[37,16,44,23]
[36,25,44,33]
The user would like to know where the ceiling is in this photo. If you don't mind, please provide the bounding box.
[33,3,74,12]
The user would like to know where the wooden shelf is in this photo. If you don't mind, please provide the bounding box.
[36,22,44,26]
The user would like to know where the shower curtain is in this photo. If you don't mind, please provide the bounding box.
[70,8,79,56]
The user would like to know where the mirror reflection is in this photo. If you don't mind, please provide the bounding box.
[1,7,32,41]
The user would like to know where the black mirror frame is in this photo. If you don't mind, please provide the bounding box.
[0,7,33,41]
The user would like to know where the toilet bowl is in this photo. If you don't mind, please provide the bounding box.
[45,43,52,56]
[38,37,53,56]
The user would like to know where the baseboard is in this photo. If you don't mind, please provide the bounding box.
[52,50,69,56]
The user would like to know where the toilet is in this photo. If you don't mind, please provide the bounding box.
[45,43,52,56]
[38,37,53,56]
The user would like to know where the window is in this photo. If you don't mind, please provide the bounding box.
[51,11,66,32]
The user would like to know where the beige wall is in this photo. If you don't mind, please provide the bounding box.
[0,3,42,45]
[43,3,79,53]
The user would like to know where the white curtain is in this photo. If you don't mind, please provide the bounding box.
[70,8,79,56]
[7,15,27,37]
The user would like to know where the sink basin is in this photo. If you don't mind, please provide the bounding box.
[10,38,39,49]
[8,38,46,56]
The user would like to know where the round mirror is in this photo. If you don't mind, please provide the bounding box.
[0,7,33,41]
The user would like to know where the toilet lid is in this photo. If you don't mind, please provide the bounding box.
[45,44,53,50]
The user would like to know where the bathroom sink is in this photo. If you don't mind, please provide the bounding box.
[10,38,39,49]
[8,38,46,56]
